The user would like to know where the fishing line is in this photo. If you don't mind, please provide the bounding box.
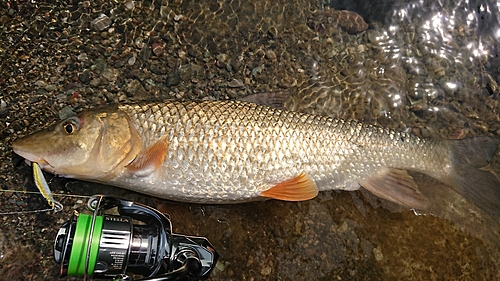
[0,190,91,198]
[0,163,91,215]
[0,191,90,214]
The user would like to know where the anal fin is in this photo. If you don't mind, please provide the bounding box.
[359,168,428,210]
[126,137,168,177]
[260,172,319,201]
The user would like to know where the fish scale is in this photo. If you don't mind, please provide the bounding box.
[114,100,447,202]
[12,100,500,214]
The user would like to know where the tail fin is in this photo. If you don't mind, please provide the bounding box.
[446,137,500,216]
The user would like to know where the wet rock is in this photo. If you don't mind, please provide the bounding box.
[102,67,120,82]
[150,64,167,75]
[93,58,107,73]
[34,80,46,87]
[152,43,164,56]
[128,56,136,66]
[125,80,149,100]
[166,71,180,86]
[252,65,264,76]
[91,14,112,31]
[308,9,369,35]
[373,246,383,261]
[58,106,76,120]
[187,46,201,58]
[77,53,88,61]
[44,84,57,91]
[0,108,8,117]
[228,79,244,88]
[124,0,135,10]
[261,266,272,276]
[90,78,101,87]
[139,46,151,62]
[265,50,277,61]
[78,70,92,84]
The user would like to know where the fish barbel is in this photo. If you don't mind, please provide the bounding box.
[12,100,500,214]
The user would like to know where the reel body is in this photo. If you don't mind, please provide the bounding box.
[54,195,218,281]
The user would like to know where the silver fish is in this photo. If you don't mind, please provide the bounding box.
[12,100,500,214]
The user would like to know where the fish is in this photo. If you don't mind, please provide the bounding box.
[11,100,500,215]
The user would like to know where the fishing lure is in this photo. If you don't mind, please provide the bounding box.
[32,162,63,212]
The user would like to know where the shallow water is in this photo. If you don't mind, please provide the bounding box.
[1,0,500,280]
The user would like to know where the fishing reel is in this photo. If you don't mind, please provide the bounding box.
[53,195,219,281]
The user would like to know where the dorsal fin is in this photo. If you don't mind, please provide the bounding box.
[238,92,289,109]
[260,172,319,201]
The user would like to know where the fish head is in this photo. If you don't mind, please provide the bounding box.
[12,108,142,180]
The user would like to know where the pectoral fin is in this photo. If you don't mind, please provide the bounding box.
[126,137,168,176]
[260,172,319,201]
[359,168,428,210]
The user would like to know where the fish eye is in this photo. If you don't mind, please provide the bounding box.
[64,123,75,134]
[62,117,79,135]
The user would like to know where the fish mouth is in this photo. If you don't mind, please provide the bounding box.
[12,147,56,173]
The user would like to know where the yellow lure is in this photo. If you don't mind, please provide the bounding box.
[33,162,63,212]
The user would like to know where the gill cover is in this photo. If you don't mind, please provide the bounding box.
[13,108,142,181]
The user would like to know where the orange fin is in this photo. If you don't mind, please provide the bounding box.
[359,168,428,210]
[260,172,319,201]
[126,137,168,176]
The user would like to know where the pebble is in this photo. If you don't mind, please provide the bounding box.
[166,71,181,86]
[44,84,57,91]
[102,67,120,82]
[34,80,46,87]
[152,43,164,56]
[58,106,76,120]
[139,46,151,62]
[228,79,244,88]
[90,78,101,87]
[78,70,92,84]
[366,30,383,45]
[124,0,135,10]
[174,14,185,21]
[265,50,277,61]
[125,80,149,100]
[94,58,107,73]
[215,261,225,272]
[91,14,112,31]
[373,246,383,261]
[77,52,88,61]
[260,266,272,275]
[128,56,136,66]
[252,65,263,76]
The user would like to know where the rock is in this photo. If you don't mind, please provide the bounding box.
[91,14,112,31]
[125,80,149,100]
[166,71,181,86]
[78,70,92,84]
[228,79,244,88]
[102,67,120,82]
